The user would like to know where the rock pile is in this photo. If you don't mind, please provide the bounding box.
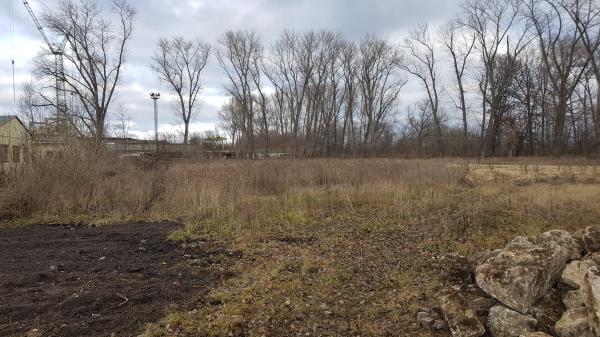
[416,305,447,331]
[440,292,486,337]
[420,227,600,337]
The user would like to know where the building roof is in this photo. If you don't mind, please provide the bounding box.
[0,116,13,127]
[0,115,28,131]
[103,137,159,144]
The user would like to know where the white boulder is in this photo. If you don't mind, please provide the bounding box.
[487,305,537,337]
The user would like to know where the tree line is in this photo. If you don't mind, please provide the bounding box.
[23,0,600,158]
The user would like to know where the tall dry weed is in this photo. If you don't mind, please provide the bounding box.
[0,156,460,225]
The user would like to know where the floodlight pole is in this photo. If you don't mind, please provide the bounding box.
[150,92,160,154]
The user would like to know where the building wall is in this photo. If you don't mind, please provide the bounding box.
[0,118,31,169]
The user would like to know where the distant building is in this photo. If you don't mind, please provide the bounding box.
[29,118,76,157]
[0,116,30,169]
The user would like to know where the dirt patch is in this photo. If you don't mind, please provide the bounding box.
[464,164,600,184]
[0,222,239,337]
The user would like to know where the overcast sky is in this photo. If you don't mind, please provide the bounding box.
[0,0,462,139]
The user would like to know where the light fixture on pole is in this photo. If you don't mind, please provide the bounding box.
[149,92,160,154]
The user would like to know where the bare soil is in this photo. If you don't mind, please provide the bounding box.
[0,222,239,337]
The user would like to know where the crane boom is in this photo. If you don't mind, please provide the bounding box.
[22,0,68,131]
[22,1,59,54]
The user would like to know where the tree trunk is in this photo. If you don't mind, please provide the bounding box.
[432,113,444,156]
[95,112,105,153]
[553,97,568,156]
[183,120,189,145]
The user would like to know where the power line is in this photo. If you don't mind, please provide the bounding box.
[12,60,15,103]
[30,0,56,16]
[10,0,16,102]
[9,0,14,49]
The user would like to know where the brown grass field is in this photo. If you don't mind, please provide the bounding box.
[3,156,600,336]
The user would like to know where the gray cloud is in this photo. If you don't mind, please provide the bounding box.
[0,0,462,136]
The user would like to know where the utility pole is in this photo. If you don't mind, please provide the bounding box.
[150,92,160,155]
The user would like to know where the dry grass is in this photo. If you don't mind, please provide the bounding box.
[3,156,600,336]
[464,162,600,183]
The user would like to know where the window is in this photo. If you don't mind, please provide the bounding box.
[0,145,8,162]
[23,146,29,162]
[12,146,20,163]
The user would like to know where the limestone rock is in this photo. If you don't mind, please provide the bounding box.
[582,227,600,253]
[555,307,594,337]
[586,252,600,266]
[24,329,42,337]
[584,266,600,335]
[574,228,585,242]
[487,305,537,337]
[470,296,498,317]
[562,290,585,309]
[433,319,447,330]
[561,260,597,289]
[441,292,486,337]
[527,289,566,335]
[521,333,553,337]
[417,311,434,328]
[508,230,583,261]
[476,244,570,314]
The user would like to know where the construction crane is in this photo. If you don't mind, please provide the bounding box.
[22,0,68,129]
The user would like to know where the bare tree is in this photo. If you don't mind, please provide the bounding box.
[522,0,593,155]
[151,37,210,144]
[320,32,347,156]
[36,0,135,150]
[441,20,476,155]
[406,100,435,155]
[265,31,318,156]
[356,34,406,151]
[208,3,600,158]
[249,43,269,154]
[112,103,132,139]
[402,24,444,155]
[340,41,359,154]
[462,0,530,157]
[217,30,263,158]
[218,98,243,148]
[569,0,600,145]
[18,81,49,130]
